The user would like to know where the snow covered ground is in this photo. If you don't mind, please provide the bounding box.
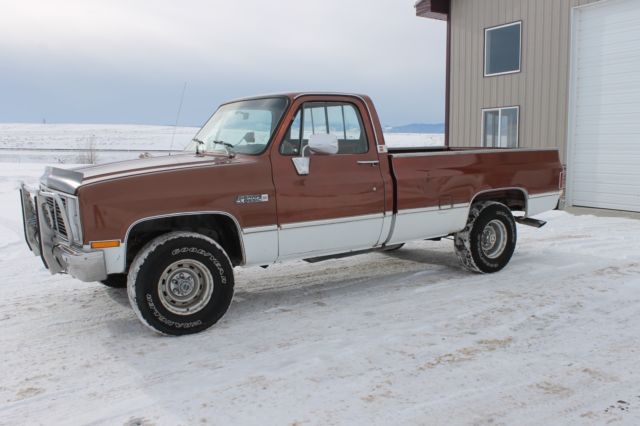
[0,124,444,164]
[1,162,640,425]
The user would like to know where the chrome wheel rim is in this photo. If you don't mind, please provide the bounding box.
[481,219,508,259]
[158,259,214,316]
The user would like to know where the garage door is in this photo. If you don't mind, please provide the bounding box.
[569,0,640,212]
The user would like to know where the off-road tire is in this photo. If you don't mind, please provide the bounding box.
[127,232,235,336]
[454,201,517,273]
[100,274,127,288]
[382,243,405,252]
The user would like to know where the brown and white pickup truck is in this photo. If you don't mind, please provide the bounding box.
[20,92,562,335]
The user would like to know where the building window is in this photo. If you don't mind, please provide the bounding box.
[482,107,519,148]
[485,21,521,76]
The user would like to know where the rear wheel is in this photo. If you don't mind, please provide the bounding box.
[454,201,517,273]
[127,232,235,336]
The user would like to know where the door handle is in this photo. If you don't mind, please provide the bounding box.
[357,160,379,166]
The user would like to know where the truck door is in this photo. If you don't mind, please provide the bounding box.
[270,98,386,260]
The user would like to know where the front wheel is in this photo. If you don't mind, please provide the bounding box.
[127,232,235,336]
[454,201,517,273]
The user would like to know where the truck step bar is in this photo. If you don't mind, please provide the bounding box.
[515,217,547,228]
[304,248,375,263]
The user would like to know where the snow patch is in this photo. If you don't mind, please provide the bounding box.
[1,163,640,424]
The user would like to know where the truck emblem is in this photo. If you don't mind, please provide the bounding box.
[236,194,269,204]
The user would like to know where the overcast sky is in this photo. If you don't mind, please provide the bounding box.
[0,0,446,127]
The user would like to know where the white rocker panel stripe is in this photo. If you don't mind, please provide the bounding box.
[386,205,470,245]
[277,213,385,261]
[527,191,560,217]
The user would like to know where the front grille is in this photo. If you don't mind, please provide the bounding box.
[44,196,69,240]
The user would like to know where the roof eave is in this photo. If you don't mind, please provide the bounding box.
[414,0,450,21]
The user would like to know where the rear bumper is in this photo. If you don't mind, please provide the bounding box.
[20,184,107,282]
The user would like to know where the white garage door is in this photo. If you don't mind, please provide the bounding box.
[569,0,640,212]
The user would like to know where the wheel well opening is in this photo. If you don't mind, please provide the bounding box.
[472,189,527,213]
[125,214,243,269]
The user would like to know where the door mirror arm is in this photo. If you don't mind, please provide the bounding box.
[292,157,310,176]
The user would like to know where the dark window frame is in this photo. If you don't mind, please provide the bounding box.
[279,101,369,156]
[484,21,522,77]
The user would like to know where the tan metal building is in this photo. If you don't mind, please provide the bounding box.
[416,0,640,212]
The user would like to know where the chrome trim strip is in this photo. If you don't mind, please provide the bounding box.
[397,203,470,216]
[390,148,560,158]
[123,211,247,265]
[279,213,384,230]
[243,225,278,234]
[529,191,561,199]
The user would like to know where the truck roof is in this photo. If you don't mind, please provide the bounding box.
[222,92,370,104]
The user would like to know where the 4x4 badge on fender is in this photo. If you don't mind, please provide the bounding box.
[236,194,269,204]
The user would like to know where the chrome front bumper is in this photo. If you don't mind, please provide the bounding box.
[20,184,107,282]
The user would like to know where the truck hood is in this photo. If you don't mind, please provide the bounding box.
[41,153,236,194]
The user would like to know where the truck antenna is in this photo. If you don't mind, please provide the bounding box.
[169,81,187,155]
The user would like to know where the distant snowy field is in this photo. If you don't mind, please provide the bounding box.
[0,123,444,164]
[1,160,640,423]
[0,124,199,164]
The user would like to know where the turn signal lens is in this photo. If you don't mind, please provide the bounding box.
[91,240,121,249]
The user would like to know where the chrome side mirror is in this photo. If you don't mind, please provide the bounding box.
[308,133,339,155]
[291,134,338,176]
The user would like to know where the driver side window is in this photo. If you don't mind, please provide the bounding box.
[280,102,368,155]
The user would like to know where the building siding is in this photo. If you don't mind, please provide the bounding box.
[448,0,599,161]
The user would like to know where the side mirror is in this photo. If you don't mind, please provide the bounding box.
[308,133,339,155]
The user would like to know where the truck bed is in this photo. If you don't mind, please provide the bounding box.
[383,147,562,244]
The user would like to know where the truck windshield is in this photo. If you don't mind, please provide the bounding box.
[188,97,288,156]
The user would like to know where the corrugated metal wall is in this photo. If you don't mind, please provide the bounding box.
[448,0,599,160]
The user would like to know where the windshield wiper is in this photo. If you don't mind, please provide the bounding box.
[191,138,236,158]
[211,140,236,158]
